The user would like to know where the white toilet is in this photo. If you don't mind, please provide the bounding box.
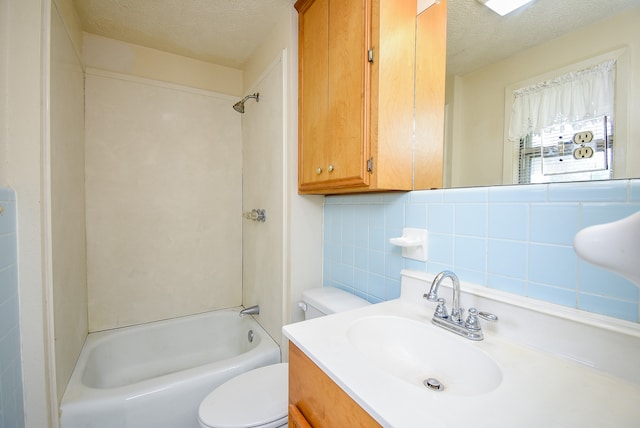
[197,287,370,428]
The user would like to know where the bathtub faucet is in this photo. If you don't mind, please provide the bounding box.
[239,305,260,316]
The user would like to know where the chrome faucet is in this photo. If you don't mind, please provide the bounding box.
[239,305,260,316]
[425,270,463,323]
[424,271,498,341]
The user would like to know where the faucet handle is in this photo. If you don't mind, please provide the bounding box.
[465,308,498,330]
[478,311,498,322]
[434,298,449,319]
[464,308,481,330]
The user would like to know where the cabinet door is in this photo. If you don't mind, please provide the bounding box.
[298,0,329,187]
[289,343,381,427]
[288,404,313,428]
[326,0,369,186]
[414,0,446,190]
[297,0,371,192]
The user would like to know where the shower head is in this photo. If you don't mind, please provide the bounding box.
[233,93,259,113]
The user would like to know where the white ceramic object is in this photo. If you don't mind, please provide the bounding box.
[347,315,502,395]
[573,211,640,287]
[198,287,371,428]
[60,309,281,428]
[198,364,288,428]
[389,228,428,261]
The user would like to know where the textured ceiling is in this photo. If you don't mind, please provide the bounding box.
[73,0,640,73]
[447,0,640,75]
[73,0,294,68]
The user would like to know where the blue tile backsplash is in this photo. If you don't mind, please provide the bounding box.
[0,188,24,428]
[323,179,640,323]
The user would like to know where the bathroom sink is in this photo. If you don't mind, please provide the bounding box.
[346,315,502,396]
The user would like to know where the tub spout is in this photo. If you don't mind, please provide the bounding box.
[239,305,260,316]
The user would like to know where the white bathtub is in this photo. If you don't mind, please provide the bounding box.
[60,308,281,428]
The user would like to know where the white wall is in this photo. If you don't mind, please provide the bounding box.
[0,2,320,424]
[81,33,246,331]
[83,33,244,97]
[3,0,88,422]
[241,54,286,345]
[50,0,87,401]
[242,5,324,345]
[284,17,324,328]
[447,7,640,188]
[84,70,243,331]
[2,0,56,426]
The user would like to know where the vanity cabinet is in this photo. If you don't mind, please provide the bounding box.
[288,343,381,427]
[295,0,430,194]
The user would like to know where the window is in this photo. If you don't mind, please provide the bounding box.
[509,60,616,184]
[518,115,613,184]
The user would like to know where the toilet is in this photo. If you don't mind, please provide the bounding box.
[198,287,370,428]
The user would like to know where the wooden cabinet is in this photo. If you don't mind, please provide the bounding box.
[294,0,447,194]
[288,403,313,428]
[414,0,447,190]
[288,343,381,427]
[295,0,414,194]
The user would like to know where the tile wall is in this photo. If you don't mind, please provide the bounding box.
[324,179,640,322]
[0,188,24,428]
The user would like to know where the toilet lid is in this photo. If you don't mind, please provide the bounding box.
[199,363,288,428]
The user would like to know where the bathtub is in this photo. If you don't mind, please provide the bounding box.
[60,308,281,428]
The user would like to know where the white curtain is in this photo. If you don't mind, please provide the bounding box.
[508,60,616,141]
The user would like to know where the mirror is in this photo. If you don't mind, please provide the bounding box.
[441,0,640,188]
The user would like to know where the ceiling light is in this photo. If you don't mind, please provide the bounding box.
[418,0,439,14]
[478,0,534,16]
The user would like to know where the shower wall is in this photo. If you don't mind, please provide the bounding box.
[50,1,87,399]
[84,61,244,331]
[242,53,285,345]
[241,7,324,334]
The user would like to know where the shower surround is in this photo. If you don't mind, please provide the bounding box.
[84,70,243,331]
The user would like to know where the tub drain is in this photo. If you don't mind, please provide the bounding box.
[247,329,254,343]
[423,378,444,391]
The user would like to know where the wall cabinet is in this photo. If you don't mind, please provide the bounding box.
[288,343,381,427]
[294,0,447,194]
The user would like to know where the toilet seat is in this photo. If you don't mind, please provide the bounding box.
[198,363,288,428]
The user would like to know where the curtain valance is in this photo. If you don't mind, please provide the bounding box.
[508,60,615,141]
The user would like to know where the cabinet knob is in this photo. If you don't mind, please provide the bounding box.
[316,167,322,174]
[328,164,334,172]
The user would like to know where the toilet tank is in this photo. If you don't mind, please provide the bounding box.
[300,287,370,320]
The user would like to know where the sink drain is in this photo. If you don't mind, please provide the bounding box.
[423,378,444,391]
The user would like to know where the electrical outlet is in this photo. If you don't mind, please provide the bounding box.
[573,146,594,159]
[573,131,594,144]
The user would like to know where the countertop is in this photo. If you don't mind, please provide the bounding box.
[283,274,640,428]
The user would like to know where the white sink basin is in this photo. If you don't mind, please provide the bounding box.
[346,315,503,396]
